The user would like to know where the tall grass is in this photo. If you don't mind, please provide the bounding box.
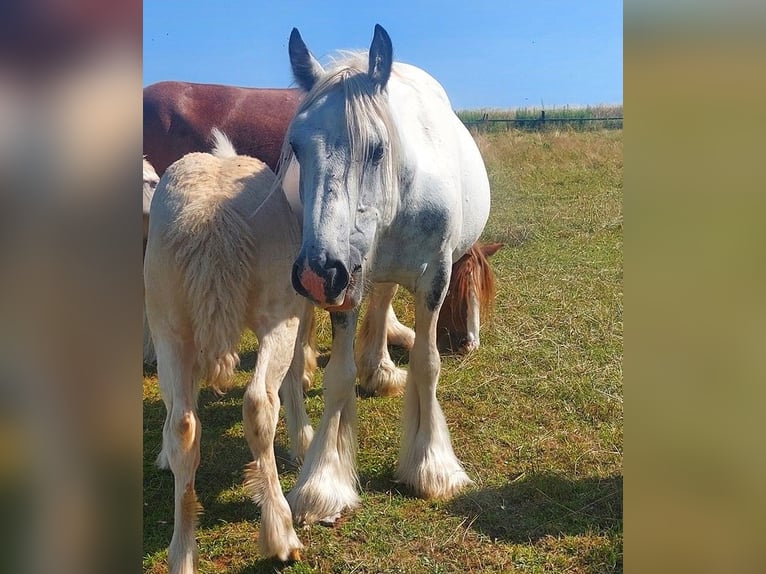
[458,105,623,132]
[144,128,623,573]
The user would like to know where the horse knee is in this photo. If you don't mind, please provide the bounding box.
[243,388,279,442]
[165,410,200,472]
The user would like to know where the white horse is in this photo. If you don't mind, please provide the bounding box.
[144,130,314,570]
[281,25,491,524]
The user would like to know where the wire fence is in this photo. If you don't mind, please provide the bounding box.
[461,111,623,132]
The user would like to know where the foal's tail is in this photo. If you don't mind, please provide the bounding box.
[210,127,237,159]
[168,143,256,393]
[178,207,255,394]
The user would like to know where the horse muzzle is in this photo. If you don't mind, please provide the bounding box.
[292,249,361,310]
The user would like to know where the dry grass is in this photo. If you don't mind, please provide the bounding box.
[144,128,623,573]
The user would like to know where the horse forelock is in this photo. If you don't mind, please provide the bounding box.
[276,51,400,222]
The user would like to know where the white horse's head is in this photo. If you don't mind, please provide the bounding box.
[285,25,398,311]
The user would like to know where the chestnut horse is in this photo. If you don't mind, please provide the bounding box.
[143,81,501,364]
[143,81,302,175]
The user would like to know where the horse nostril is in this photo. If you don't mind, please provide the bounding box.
[324,259,349,301]
[325,265,338,287]
[457,334,478,354]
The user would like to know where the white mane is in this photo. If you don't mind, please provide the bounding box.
[276,51,400,223]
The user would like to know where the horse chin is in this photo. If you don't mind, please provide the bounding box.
[322,291,359,312]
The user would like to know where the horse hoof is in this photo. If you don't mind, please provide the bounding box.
[318,513,341,526]
[287,548,301,562]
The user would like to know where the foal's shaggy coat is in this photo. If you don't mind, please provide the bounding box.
[144,131,313,571]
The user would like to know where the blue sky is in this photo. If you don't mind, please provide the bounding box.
[144,1,622,110]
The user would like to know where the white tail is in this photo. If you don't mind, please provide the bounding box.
[210,127,238,159]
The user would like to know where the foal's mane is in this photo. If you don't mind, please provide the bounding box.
[448,244,497,320]
[275,51,400,222]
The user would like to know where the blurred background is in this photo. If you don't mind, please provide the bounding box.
[0,1,142,573]
[627,1,766,572]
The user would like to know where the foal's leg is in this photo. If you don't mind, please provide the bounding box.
[396,263,473,499]
[242,318,303,561]
[385,295,415,350]
[242,314,304,561]
[356,283,408,396]
[154,335,202,574]
[279,300,315,462]
[288,310,360,524]
[301,309,318,392]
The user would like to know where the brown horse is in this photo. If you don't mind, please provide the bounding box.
[143,81,302,175]
[143,81,501,362]
[437,241,504,354]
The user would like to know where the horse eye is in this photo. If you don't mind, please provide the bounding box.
[370,144,384,164]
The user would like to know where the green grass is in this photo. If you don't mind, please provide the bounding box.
[144,128,623,573]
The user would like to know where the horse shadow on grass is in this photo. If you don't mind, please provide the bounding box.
[448,472,622,544]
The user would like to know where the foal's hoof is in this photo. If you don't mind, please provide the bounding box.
[358,361,407,397]
[318,512,341,526]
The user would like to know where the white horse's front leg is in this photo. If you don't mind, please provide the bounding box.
[356,283,409,396]
[397,264,473,499]
[287,310,361,524]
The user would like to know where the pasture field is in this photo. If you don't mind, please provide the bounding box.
[458,105,623,132]
[143,128,623,573]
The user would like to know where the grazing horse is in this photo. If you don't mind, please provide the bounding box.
[437,241,504,354]
[281,25,492,525]
[144,130,313,569]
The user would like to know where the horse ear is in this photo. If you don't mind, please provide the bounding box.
[289,28,324,92]
[368,24,393,90]
[481,242,504,258]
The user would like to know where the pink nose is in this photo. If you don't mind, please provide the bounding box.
[299,266,328,304]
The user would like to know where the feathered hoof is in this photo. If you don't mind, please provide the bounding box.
[397,459,474,500]
[286,481,360,526]
[259,528,303,563]
[358,360,407,397]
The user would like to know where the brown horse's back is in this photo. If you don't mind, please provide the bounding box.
[143,81,302,175]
